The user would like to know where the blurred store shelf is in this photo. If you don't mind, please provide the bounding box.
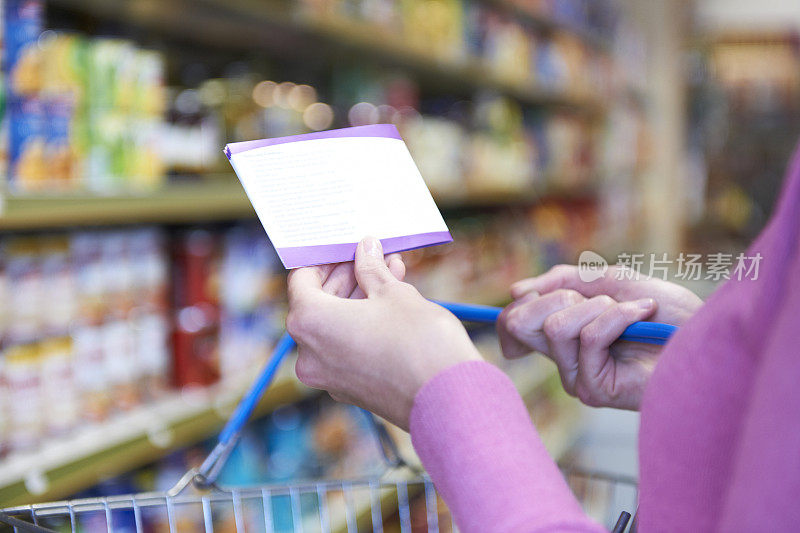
[0,372,310,507]
[294,12,601,113]
[434,183,597,210]
[48,0,603,114]
[487,0,613,51]
[0,180,592,230]
[0,181,255,230]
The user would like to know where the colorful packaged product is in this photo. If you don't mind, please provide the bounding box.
[72,323,111,423]
[4,0,43,101]
[171,229,221,388]
[4,342,43,449]
[103,319,140,410]
[6,96,45,190]
[5,237,42,344]
[39,337,79,436]
[40,235,75,336]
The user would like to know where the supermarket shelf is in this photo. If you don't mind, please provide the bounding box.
[0,181,255,230]
[0,179,593,230]
[434,183,598,209]
[49,0,603,114]
[487,0,613,51]
[0,372,311,507]
[289,12,600,112]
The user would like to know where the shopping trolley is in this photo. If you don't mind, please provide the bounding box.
[1,301,668,533]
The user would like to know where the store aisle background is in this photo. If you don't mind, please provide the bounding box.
[0,0,798,529]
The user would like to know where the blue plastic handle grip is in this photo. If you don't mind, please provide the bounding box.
[431,300,677,345]
[217,300,677,445]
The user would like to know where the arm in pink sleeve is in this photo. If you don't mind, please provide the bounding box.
[409,360,604,533]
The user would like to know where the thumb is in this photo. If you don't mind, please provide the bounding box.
[355,236,395,296]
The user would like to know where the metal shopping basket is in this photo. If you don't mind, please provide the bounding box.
[0,465,637,533]
[1,302,652,533]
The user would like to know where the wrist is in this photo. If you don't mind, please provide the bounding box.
[415,344,483,393]
[403,338,483,425]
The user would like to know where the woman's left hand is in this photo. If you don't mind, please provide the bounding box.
[286,236,482,430]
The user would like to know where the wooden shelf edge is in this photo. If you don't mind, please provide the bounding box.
[0,182,255,230]
[0,178,597,230]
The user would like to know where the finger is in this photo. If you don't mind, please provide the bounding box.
[354,236,396,296]
[496,290,541,358]
[350,254,401,299]
[322,262,358,297]
[294,348,323,390]
[497,306,536,359]
[287,266,327,307]
[350,286,366,299]
[576,298,657,403]
[316,263,338,284]
[387,253,406,282]
[498,289,585,356]
[542,295,617,394]
[510,266,580,298]
[511,264,639,300]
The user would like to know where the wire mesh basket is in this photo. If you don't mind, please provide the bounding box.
[0,467,637,533]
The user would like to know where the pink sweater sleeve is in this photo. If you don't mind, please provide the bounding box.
[409,360,604,533]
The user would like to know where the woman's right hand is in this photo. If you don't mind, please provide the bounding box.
[497,265,703,410]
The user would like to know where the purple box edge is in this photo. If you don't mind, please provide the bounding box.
[277,231,453,269]
[224,124,403,159]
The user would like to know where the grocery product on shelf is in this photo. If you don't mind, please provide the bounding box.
[82,38,166,191]
[403,200,597,302]
[218,227,285,381]
[171,228,222,388]
[0,224,286,458]
[4,342,43,451]
[172,225,285,389]
[2,1,167,193]
[0,229,168,451]
[4,0,46,190]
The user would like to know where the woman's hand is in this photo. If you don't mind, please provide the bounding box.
[497,265,703,410]
[287,237,482,430]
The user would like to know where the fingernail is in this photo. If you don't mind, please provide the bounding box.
[636,298,655,310]
[362,236,382,258]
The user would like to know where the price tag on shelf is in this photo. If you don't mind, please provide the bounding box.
[24,470,48,496]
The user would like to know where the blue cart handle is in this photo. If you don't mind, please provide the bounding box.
[431,300,677,345]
